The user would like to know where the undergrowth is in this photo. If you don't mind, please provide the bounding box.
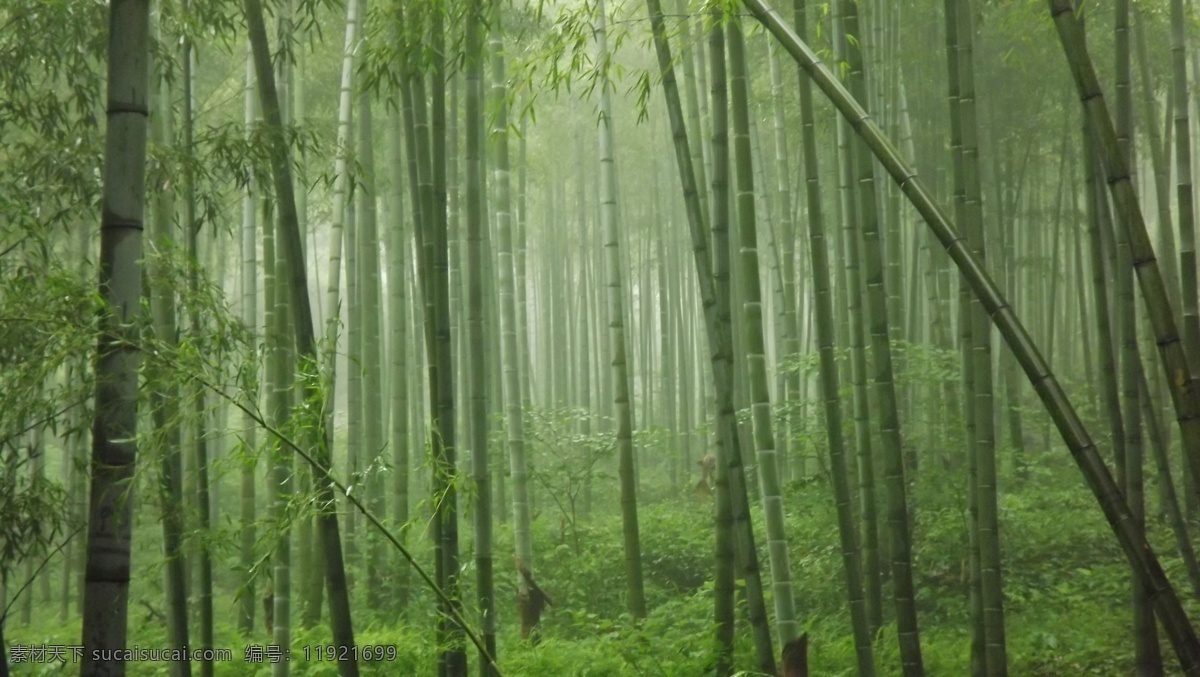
[8,446,1199,675]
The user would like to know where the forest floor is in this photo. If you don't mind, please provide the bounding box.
[7,445,1199,676]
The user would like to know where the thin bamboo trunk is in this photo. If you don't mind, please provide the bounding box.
[357,83,385,594]
[148,14,190,667]
[596,0,647,620]
[840,0,923,669]
[728,14,795,654]
[269,160,293,677]
[322,0,359,433]
[768,39,802,481]
[149,15,190,667]
[1116,4,1162,671]
[516,115,531,411]
[176,27,215,675]
[951,2,1006,672]
[386,101,411,618]
[238,41,259,637]
[792,0,876,671]
[244,1,359,673]
[345,102,362,574]
[1171,0,1200,427]
[835,2,882,637]
[490,7,537,644]
[467,0,496,670]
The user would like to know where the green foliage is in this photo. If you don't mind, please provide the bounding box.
[0,452,68,589]
[777,338,966,475]
[500,635,629,675]
[0,254,95,618]
[523,406,613,546]
[9,445,1189,675]
[635,501,713,596]
[0,1,107,223]
[0,267,97,445]
[0,0,107,641]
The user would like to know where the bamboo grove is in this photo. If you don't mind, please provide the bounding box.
[5,0,1200,675]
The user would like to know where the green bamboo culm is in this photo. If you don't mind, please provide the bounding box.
[489,0,539,647]
[645,1,776,671]
[244,0,360,672]
[594,0,647,621]
[726,9,796,655]
[82,1,150,669]
[355,22,386,599]
[467,0,497,671]
[838,0,925,669]
[944,0,1005,672]
[794,0,876,672]
[237,39,260,638]
[832,2,882,638]
[149,6,192,667]
[385,101,412,616]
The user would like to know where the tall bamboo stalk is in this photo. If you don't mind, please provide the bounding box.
[595,0,647,620]
[244,0,359,672]
[727,13,795,652]
[386,104,411,614]
[792,0,876,672]
[432,9,464,668]
[840,0,923,669]
[648,1,775,670]
[180,26,215,676]
[150,12,190,667]
[832,3,883,635]
[238,40,259,638]
[467,0,496,669]
[490,4,537,645]
[767,38,802,480]
[1171,0,1200,408]
[81,2,149,651]
[951,1,1006,671]
[356,64,385,596]
[322,0,359,452]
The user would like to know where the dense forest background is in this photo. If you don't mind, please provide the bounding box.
[4,0,1200,674]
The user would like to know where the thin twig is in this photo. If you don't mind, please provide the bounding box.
[2,523,87,621]
[193,373,502,675]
